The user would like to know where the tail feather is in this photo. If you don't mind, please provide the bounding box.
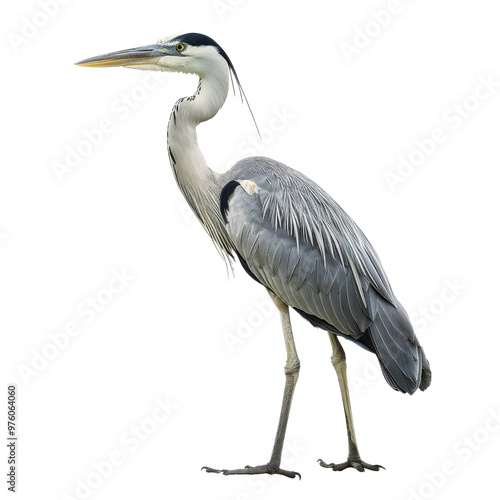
[368,297,431,394]
[419,349,432,391]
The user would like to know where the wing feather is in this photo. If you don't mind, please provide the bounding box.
[221,157,431,393]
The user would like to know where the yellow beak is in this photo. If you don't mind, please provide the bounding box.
[75,44,167,67]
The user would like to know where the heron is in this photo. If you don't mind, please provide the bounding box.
[76,32,431,478]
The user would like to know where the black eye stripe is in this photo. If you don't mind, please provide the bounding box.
[175,33,233,73]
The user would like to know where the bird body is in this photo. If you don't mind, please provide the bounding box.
[165,57,430,393]
[77,32,431,476]
[221,157,431,393]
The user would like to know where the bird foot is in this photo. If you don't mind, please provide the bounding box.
[202,463,301,479]
[318,458,384,472]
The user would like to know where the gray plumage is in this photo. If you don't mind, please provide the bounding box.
[221,157,431,394]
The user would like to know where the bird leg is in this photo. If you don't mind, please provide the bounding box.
[203,292,301,479]
[318,332,384,472]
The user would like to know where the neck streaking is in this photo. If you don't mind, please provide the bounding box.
[167,66,234,263]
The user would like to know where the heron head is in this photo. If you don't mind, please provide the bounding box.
[75,32,234,77]
[76,32,259,134]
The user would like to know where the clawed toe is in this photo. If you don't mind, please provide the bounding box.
[202,463,301,479]
[318,458,384,472]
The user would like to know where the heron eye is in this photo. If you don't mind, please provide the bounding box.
[176,43,185,52]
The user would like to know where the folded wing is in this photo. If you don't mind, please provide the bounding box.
[221,157,431,394]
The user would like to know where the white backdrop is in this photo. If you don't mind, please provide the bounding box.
[2,0,499,499]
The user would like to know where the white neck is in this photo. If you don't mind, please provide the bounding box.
[166,58,234,260]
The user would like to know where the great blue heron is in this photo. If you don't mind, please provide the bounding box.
[76,32,431,478]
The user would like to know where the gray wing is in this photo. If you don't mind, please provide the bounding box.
[221,157,431,394]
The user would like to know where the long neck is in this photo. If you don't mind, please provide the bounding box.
[167,64,234,262]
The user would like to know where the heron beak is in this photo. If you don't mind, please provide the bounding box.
[75,44,167,67]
